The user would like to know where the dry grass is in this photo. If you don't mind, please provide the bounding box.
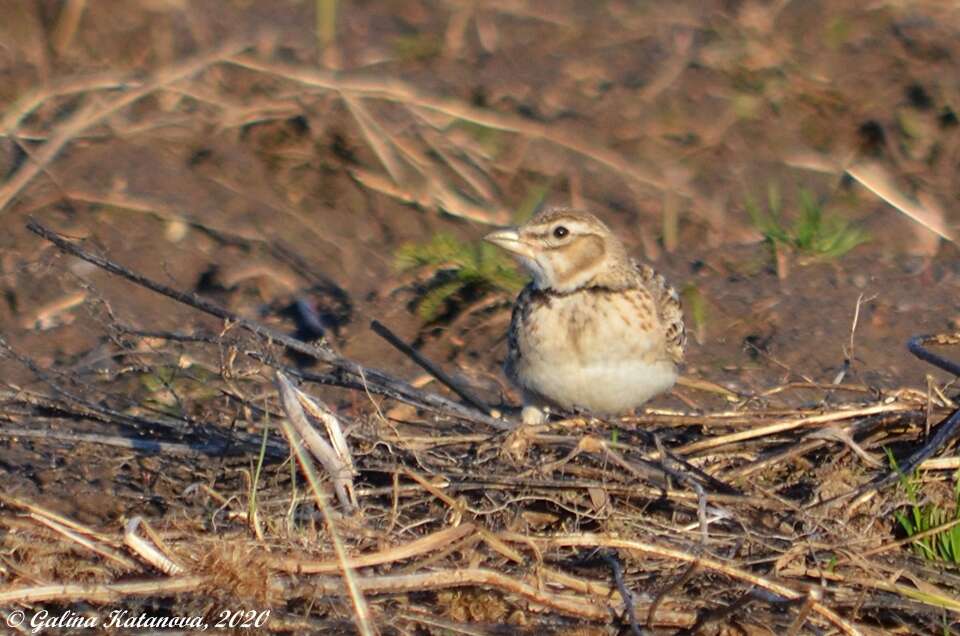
[2,1,960,634]
[1,224,959,633]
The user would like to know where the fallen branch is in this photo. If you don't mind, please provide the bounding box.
[525,533,861,635]
[371,319,494,416]
[815,333,960,507]
[25,219,506,429]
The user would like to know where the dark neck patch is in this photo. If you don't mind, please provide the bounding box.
[530,284,629,300]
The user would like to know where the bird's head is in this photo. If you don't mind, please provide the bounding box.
[484,208,629,293]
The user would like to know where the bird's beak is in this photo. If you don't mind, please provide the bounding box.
[484,227,534,259]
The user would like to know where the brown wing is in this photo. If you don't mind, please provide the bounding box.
[633,260,685,364]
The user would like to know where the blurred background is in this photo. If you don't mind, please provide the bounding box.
[2,0,960,401]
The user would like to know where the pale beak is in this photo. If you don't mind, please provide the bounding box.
[483,227,534,259]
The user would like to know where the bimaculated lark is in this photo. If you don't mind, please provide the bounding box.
[485,208,685,424]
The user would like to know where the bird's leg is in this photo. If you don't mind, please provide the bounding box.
[504,403,550,462]
[521,404,549,426]
[567,404,595,419]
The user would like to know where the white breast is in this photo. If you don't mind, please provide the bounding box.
[513,289,677,414]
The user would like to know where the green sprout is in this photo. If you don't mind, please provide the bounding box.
[746,185,869,264]
[680,283,707,344]
[392,33,442,62]
[396,233,524,321]
[888,449,960,564]
[315,0,337,50]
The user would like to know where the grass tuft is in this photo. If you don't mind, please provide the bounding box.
[396,233,524,321]
[746,184,869,265]
[889,449,960,564]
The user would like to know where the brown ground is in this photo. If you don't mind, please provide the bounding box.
[2,1,960,634]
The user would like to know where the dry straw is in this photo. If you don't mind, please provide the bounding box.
[1,220,958,633]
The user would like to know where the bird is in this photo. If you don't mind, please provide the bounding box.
[484,208,685,424]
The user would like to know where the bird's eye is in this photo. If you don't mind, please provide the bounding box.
[553,226,569,239]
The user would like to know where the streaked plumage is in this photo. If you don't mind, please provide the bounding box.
[485,208,684,421]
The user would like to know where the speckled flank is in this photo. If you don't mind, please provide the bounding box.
[506,278,682,414]
[634,259,686,363]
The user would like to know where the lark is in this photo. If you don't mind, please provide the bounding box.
[485,208,685,424]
